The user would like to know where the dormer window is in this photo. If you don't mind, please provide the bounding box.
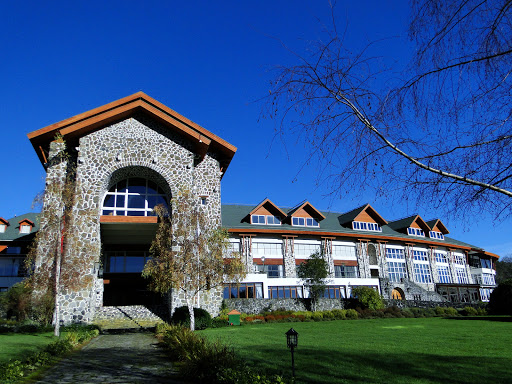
[0,218,8,233]
[429,231,444,240]
[407,227,425,237]
[20,224,31,234]
[251,215,281,225]
[292,217,319,227]
[353,221,382,232]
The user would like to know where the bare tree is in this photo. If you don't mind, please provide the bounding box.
[142,188,246,331]
[267,0,512,220]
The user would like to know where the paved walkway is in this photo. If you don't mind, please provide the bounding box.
[36,333,184,384]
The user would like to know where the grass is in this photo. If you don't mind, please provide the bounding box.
[200,317,512,384]
[0,332,62,364]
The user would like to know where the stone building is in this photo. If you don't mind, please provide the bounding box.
[26,92,235,323]
[0,92,498,323]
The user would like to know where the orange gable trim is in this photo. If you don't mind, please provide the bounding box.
[428,219,450,234]
[18,219,34,226]
[288,201,326,221]
[0,218,9,226]
[410,215,431,233]
[0,245,7,252]
[27,92,237,172]
[249,198,287,218]
[354,204,388,225]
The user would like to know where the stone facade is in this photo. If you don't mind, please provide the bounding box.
[225,298,347,314]
[35,113,225,324]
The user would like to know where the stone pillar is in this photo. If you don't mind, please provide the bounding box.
[322,238,335,278]
[283,236,296,278]
[405,245,415,281]
[240,236,254,273]
[429,247,440,283]
[377,242,389,279]
[356,241,370,278]
[447,251,458,283]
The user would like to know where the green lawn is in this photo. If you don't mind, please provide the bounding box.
[200,317,512,384]
[0,332,60,364]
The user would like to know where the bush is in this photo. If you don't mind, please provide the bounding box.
[351,287,384,310]
[345,309,359,319]
[444,307,459,316]
[0,283,32,322]
[311,312,324,321]
[489,279,512,315]
[462,306,478,316]
[331,309,346,320]
[171,306,212,330]
[434,306,446,316]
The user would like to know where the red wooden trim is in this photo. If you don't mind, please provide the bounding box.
[253,258,283,265]
[0,218,9,225]
[333,260,358,266]
[0,245,7,252]
[100,215,158,223]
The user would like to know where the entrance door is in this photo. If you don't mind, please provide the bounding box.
[391,288,404,300]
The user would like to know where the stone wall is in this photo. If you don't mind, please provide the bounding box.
[225,298,347,314]
[36,114,224,324]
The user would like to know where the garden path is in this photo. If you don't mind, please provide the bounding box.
[36,333,184,384]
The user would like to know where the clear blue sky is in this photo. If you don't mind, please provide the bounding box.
[1,0,510,257]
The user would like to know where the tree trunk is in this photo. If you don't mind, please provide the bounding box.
[186,295,195,331]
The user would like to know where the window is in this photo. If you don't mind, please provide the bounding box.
[251,215,281,225]
[0,224,6,233]
[292,217,319,227]
[453,254,466,265]
[334,265,358,278]
[6,247,21,254]
[352,221,382,232]
[200,197,207,206]
[481,273,496,285]
[455,267,469,284]
[322,285,346,299]
[386,248,406,282]
[479,288,493,301]
[19,225,31,234]
[223,283,263,299]
[104,250,151,273]
[102,178,168,217]
[294,243,321,257]
[407,227,425,237]
[252,242,282,257]
[256,264,284,278]
[332,245,357,259]
[413,250,432,283]
[437,266,452,283]
[429,231,444,240]
[435,252,448,264]
[481,259,492,269]
[0,258,24,277]
[268,286,303,299]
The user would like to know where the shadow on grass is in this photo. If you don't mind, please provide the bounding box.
[244,346,512,384]
[444,316,512,322]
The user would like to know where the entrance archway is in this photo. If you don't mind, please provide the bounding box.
[391,287,405,300]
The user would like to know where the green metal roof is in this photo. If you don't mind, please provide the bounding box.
[221,204,482,251]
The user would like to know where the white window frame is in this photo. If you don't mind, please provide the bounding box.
[19,225,31,234]
[386,247,406,282]
[429,231,444,240]
[352,221,382,232]
[407,227,425,237]
[292,217,319,227]
[0,224,6,233]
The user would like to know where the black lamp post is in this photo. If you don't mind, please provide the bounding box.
[285,328,299,378]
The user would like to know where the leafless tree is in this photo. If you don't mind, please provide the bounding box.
[267,0,512,220]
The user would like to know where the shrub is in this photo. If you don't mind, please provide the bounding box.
[409,308,425,318]
[444,307,459,316]
[311,312,324,321]
[345,309,359,319]
[331,309,346,320]
[434,306,446,316]
[171,306,212,330]
[402,309,414,318]
[322,310,335,319]
[476,307,487,316]
[351,287,384,310]
[489,279,512,315]
[0,283,32,322]
[462,306,478,316]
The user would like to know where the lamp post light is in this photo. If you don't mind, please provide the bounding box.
[285,328,299,378]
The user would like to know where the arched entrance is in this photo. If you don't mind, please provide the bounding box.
[391,287,405,300]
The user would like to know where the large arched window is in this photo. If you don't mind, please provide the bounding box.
[102,177,168,216]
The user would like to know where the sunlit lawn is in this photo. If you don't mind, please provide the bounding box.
[201,317,512,384]
[0,332,60,364]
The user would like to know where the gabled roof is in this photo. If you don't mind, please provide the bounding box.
[19,219,35,226]
[338,203,388,226]
[287,201,326,221]
[27,92,237,172]
[426,219,450,234]
[248,198,287,218]
[387,215,431,233]
[0,218,9,226]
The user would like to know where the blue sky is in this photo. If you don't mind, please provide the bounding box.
[1,1,510,257]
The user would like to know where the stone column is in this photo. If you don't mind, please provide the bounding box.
[405,245,415,281]
[240,236,254,273]
[429,247,440,283]
[283,236,296,278]
[322,238,335,278]
[356,240,370,278]
[377,242,389,278]
[447,251,458,283]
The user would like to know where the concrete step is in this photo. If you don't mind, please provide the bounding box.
[93,305,165,332]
